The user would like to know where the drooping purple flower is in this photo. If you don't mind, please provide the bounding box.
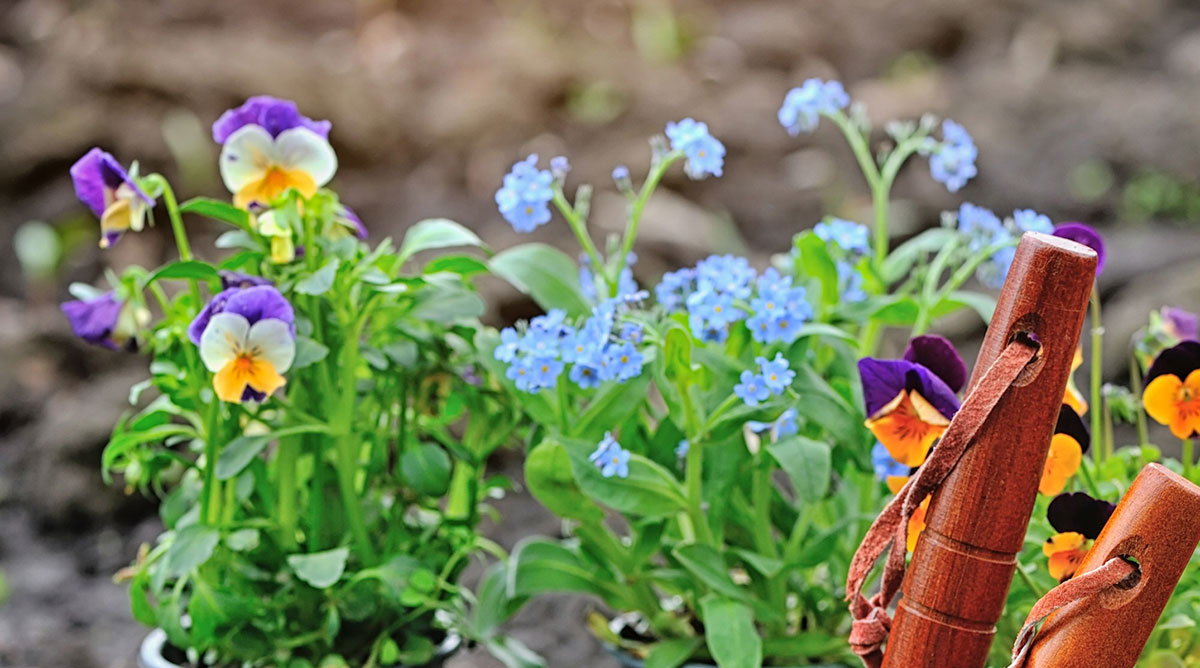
[1052,222,1106,276]
[219,270,273,290]
[1048,492,1115,540]
[902,334,967,394]
[70,148,155,248]
[212,96,332,144]
[337,205,368,240]
[188,285,295,346]
[61,292,125,350]
[1162,306,1199,343]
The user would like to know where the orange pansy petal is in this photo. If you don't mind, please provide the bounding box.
[866,392,944,468]
[244,357,286,396]
[234,168,318,209]
[1048,547,1088,581]
[906,496,931,552]
[886,475,909,495]
[214,361,250,403]
[1039,434,1082,496]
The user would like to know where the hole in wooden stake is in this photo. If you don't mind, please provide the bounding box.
[1115,556,1142,591]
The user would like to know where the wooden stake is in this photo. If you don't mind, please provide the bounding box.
[881,232,1097,668]
[1025,463,1200,668]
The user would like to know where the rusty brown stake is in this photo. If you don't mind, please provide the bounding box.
[1024,463,1200,668]
[880,232,1097,668]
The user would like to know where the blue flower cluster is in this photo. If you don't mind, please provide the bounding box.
[734,354,795,406]
[928,120,978,193]
[778,79,850,136]
[747,408,799,440]
[495,154,555,233]
[955,203,1055,289]
[665,118,725,179]
[495,298,646,393]
[656,256,813,344]
[872,442,910,481]
[590,432,630,478]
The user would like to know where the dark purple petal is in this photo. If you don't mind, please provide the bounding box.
[858,358,960,419]
[1163,307,1200,343]
[903,334,967,393]
[212,96,332,144]
[241,386,268,402]
[1053,223,1105,275]
[1048,492,1115,540]
[906,364,961,420]
[188,287,239,346]
[69,148,154,220]
[222,286,295,334]
[340,205,367,239]
[1146,340,1200,384]
[1054,403,1090,454]
[61,292,122,350]
[219,270,273,290]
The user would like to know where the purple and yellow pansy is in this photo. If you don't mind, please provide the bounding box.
[1143,341,1200,439]
[190,285,296,403]
[214,96,337,210]
[60,291,146,351]
[70,148,156,248]
[1039,405,1090,496]
[1043,491,1115,581]
[858,335,963,467]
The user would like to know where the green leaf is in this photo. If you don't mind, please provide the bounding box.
[790,364,864,448]
[214,229,257,250]
[163,525,220,578]
[672,543,748,602]
[180,197,251,230]
[145,260,219,285]
[731,548,784,578]
[225,528,260,552]
[396,218,486,265]
[507,539,606,598]
[525,441,604,523]
[881,228,958,284]
[867,296,920,326]
[562,438,688,518]
[215,434,271,480]
[663,324,694,384]
[292,336,330,370]
[490,243,591,317]
[294,259,340,296]
[700,596,761,668]
[794,232,839,307]
[288,547,350,589]
[570,369,653,441]
[410,281,486,322]
[934,290,996,323]
[424,254,490,277]
[129,571,157,626]
[768,436,832,503]
[400,443,452,496]
[793,323,859,344]
[645,637,703,668]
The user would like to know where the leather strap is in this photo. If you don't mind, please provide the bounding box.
[845,338,1041,667]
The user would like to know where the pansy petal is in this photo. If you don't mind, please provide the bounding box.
[907,365,961,421]
[219,125,276,193]
[1039,433,1081,496]
[858,358,912,416]
[903,335,967,393]
[1146,341,1200,385]
[1143,374,1184,432]
[69,148,113,218]
[1053,222,1106,275]
[214,360,251,403]
[1047,492,1115,539]
[222,285,296,332]
[243,356,287,396]
[199,312,250,372]
[906,496,930,552]
[246,318,295,374]
[212,96,332,144]
[1055,404,1090,454]
[274,127,337,187]
[1163,307,1200,343]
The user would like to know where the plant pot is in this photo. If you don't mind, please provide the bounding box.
[601,614,852,668]
[137,628,463,668]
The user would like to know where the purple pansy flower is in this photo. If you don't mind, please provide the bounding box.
[1053,222,1106,275]
[902,334,968,394]
[212,96,331,144]
[1162,306,1199,343]
[61,292,126,350]
[188,285,295,346]
[219,270,273,290]
[70,148,155,248]
[858,350,962,468]
[1048,492,1115,541]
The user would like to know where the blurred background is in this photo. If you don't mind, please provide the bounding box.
[3,0,1200,666]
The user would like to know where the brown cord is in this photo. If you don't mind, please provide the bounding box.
[845,338,1041,668]
[1007,557,1138,668]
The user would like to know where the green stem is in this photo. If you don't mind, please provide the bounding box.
[1089,288,1104,470]
[1077,457,1102,497]
[150,177,202,310]
[684,435,714,547]
[200,400,222,525]
[1183,438,1195,481]
[277,436,300,549]
[551,189,610,293]
[1130,355,1150,450]
[1015,561,1045,599]
[614,152,683,289]
[331,310,378,565]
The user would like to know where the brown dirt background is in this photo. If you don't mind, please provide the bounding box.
[2,0,1200,666]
